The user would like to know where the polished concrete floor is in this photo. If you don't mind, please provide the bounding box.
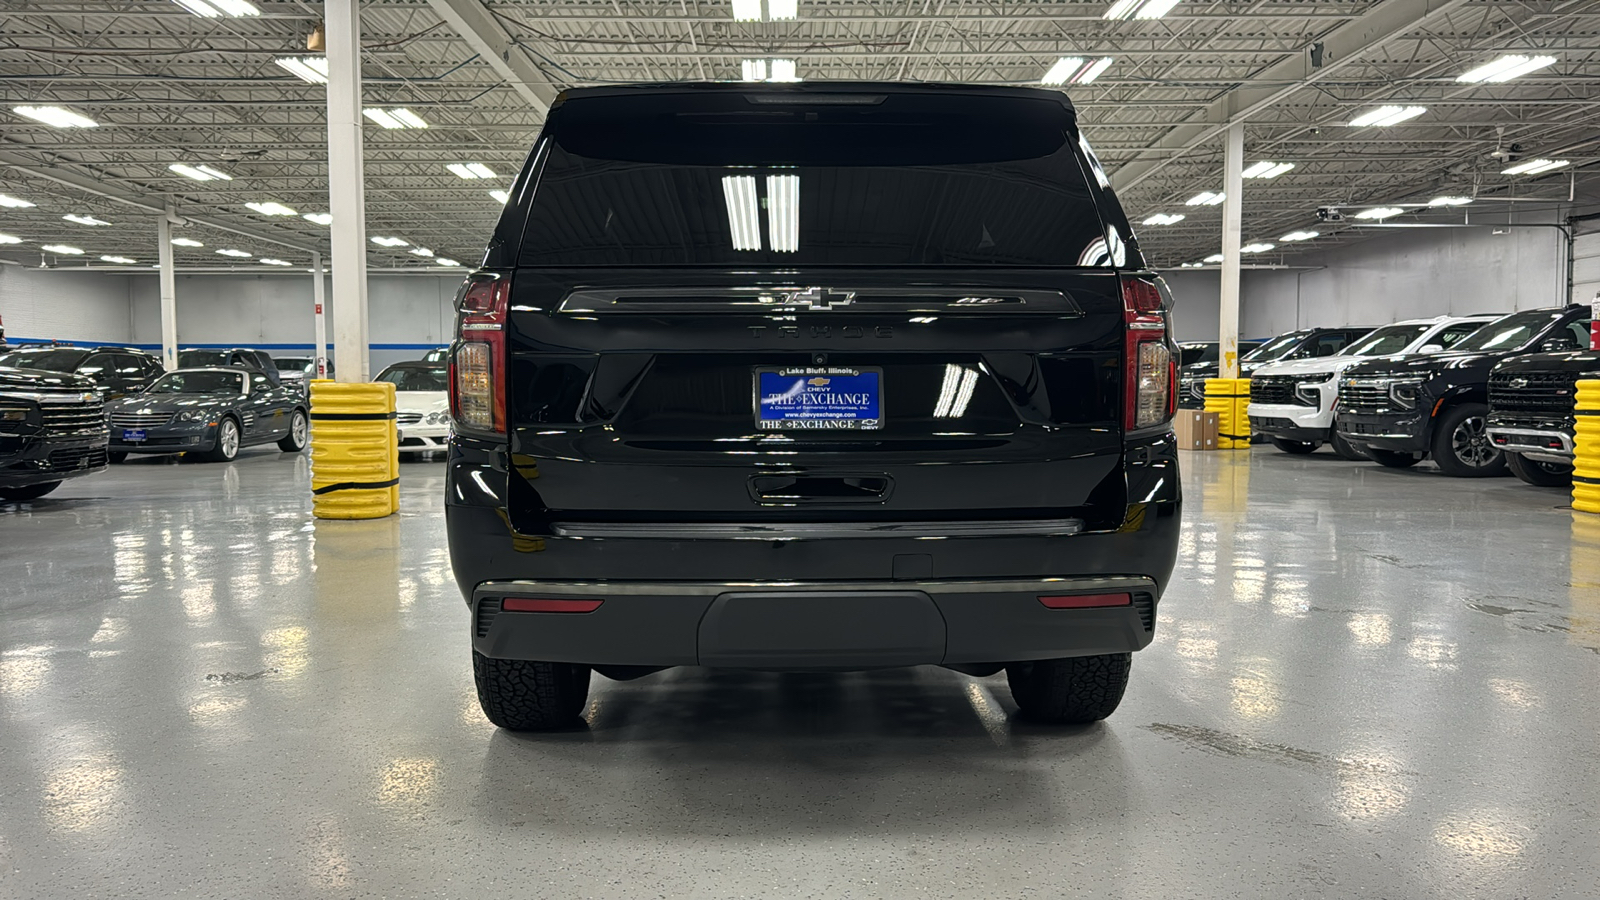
[2,445,1597,899]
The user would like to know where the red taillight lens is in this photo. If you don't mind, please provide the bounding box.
[1038,593,1132,609]
[1122,276,1175,432]
[500,597,604,613]
[449,274,509,434]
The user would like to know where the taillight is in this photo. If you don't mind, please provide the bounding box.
[1122,276,1175,432]
[449,273,510,434]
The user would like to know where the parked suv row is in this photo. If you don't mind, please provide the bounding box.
[1178,328,1370,410]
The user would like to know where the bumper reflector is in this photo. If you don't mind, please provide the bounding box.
[500,597,604,613]
[1038,592,1132,609]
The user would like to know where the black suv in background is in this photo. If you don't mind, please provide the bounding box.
[446,82,1182,731]
[1176,340,1262,409]
[1177,328,1369,410]
[1487,349,1600,486]
[178,348,283,385]
[0,366,109,501]
[1337,306,1591,476]
[0,345,163,400]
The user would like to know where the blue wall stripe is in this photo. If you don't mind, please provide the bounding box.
[6,338,445,352]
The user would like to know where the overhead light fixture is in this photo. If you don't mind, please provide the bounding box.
[168,163,232,181]
[1348,105,1427,127]
[767,174,799,253]
[1502,158,1569,176]
[731,0,762,20]
[446,163,496,179]
[1185,191,1225,206]
[100,255,137,264]
[407,247,435,258]
[1203,253,1224,263]
[216,248,252,258]
[13,106,98,128]
[435,258,463,267]
[1141,213,1185,226]
[363,108,427,129]
[170,237,204,247]
[1429,195,1473,207]
[1241,242,1275,254]
[1041,57,1114,86]
[758,59,800,83]
[1241,161,1295,179]
[0,194,37,209]
[302,212,333,225]
[489,190,510,204]
[721,175,762,252]
[767,0,798,19]
[0,233,22,244]
[42,244,85,255]
[1354,207,1404,220]
[275,56,330,84]
[1104,0,1182,20]
[170,0,259,17]
[741,59,768,82]
[1279,230,1319,242]
[1179,262,1204,268]
[732,0,796,21]
[260,258,292,266]
[1456,54,1557,84]
[63,214,111,226]
[370,236,408,247]
[245,201,298,216]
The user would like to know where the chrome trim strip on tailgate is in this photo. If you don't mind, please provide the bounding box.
[476,575,1154,597]
[550,519,1085,540]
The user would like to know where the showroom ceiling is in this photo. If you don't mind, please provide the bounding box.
[1,0,1597,272]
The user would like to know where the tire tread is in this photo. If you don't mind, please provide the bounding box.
[472,650,591,731]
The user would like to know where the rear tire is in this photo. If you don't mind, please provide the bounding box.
[1330,430,1368,461]
[1506,452,1573,487]
[1005,653,1132,724]
[472,650,591,731]
[1430,403,1506,478]
[1367,448,1421,469]
[1269,437,1319,455]
[0,481,61,502]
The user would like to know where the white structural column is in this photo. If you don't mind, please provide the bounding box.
[312,251,329,379]
[1218,122,1245,380]
[156,211,178,370]
[324,0,370,382]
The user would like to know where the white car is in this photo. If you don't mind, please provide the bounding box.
[1248,315,1499,458]
[374,362,450,455]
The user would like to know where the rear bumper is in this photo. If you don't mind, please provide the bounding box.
[1336,410,1429,453]
[472,576,1157,668]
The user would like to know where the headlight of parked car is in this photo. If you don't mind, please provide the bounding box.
[1388,379,1423,410]
[177,409,203,422]
[1293,378,1329,407]
[426,412,443,424]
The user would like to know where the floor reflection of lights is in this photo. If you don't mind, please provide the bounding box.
[1434,812,1528,860]
[42,754,124,834]
[1486,678,1542,708]
[1406,635,1459,671]
[260,626,311,678]
[0,653,51,699]
[1332,752,1411,821]
[375,757,442,807]
[1230,672,1280,720]
[1347,613,1393,647]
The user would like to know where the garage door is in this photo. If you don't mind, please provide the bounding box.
[1575,218,1600,307]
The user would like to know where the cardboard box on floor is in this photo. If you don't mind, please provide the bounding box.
[1174,410,1219,450]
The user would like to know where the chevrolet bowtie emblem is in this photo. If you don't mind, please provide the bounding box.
[782,287,855,310]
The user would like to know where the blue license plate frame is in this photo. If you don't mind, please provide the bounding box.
[122,429,147,442]
[755,367,883,431]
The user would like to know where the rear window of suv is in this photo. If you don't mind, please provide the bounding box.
[518,91,1111,268]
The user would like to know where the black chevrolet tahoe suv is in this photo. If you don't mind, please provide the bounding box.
[0,345,164,400]
[445,82,1182,730]
[1177,328,1368,410]
[1486,348,1600,487]
[1337,306,1591,476]
[0,366,109,501]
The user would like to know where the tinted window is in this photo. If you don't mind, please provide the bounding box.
[1452,310,1568,352]
[112,354,147,376]
[2,348,89,372]
[1179,343,1217,366]
[520,92,1108,267]
[1340,324,1430,357]
[150,371,244,394]
[376,365,449,392]
[1435,321,1487,347]
[179,350,230,368]
[1245,333,1308,362]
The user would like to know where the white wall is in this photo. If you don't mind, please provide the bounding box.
[0,265,133,344]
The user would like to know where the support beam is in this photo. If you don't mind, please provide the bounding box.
[1110,0,1472,192]
[1219,123,1244,381]
[156,212,178,371]
[426,0,558,113]
[325,0,371,383]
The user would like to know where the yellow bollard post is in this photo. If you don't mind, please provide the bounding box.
[309,380,400,519]
[1205,377,1252,449]
[1573,379,1600,514]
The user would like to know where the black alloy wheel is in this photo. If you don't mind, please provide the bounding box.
[1431,403,1507,478]
[1506,453,1573,488]
[1329,430,1368,461]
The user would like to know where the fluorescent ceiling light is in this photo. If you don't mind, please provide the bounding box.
[1241,242,1275,254]
[245,201,298,216]
[490,190,511,204]
[42,245,85,255]
[260,258,292,266]
[1429,195,1472,206]
[766,174,799,253]
[1456,54,1556,84]
[1104,0,1182,20]
[1042,57,1115,86]
[1279,230,1319,242]
[0,233,21,244]
[171,0,258,16]
[13,106,98,128]
[370,236,408,247]
[741,59,767,82]
[100,256,137,264]
[721,175,762,252]
[363,108,428,129]
[1354,207,1404,220]
[743,58,800,82]
[1141,213,1185,226]
[731,0,762,20]
[168,163,231,181]
[1185,191,1225,206]
[1076,57,1115,84]
[1242,161,1295,179]
[409,247,435,257]
[436,258,462,267]
[215,248,252,258]
[0,194,37,209]
[275,57,329,84]
[1179,262,1204,268]
[1501,158,1569,176]
[768,59,800,83]
[170,237,204,247]
[63,214,111,226]
[302,212,333,225]
[1348,105,1427,127]
[1203,253,1224,263]
[446,163,496,179]
[767,0,798,19]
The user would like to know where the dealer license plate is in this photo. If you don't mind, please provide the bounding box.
[122,429,147,442]
[756,367,882,431]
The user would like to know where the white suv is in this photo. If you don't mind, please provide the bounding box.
[1248,315,1498,458]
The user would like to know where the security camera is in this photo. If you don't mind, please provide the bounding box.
[1316,207,1343,222]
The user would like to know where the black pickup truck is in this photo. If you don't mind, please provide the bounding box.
[0,366,109,501]
[444,81,1182,730]
[1486,349,1600,486]
[1337,306,1591,476]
